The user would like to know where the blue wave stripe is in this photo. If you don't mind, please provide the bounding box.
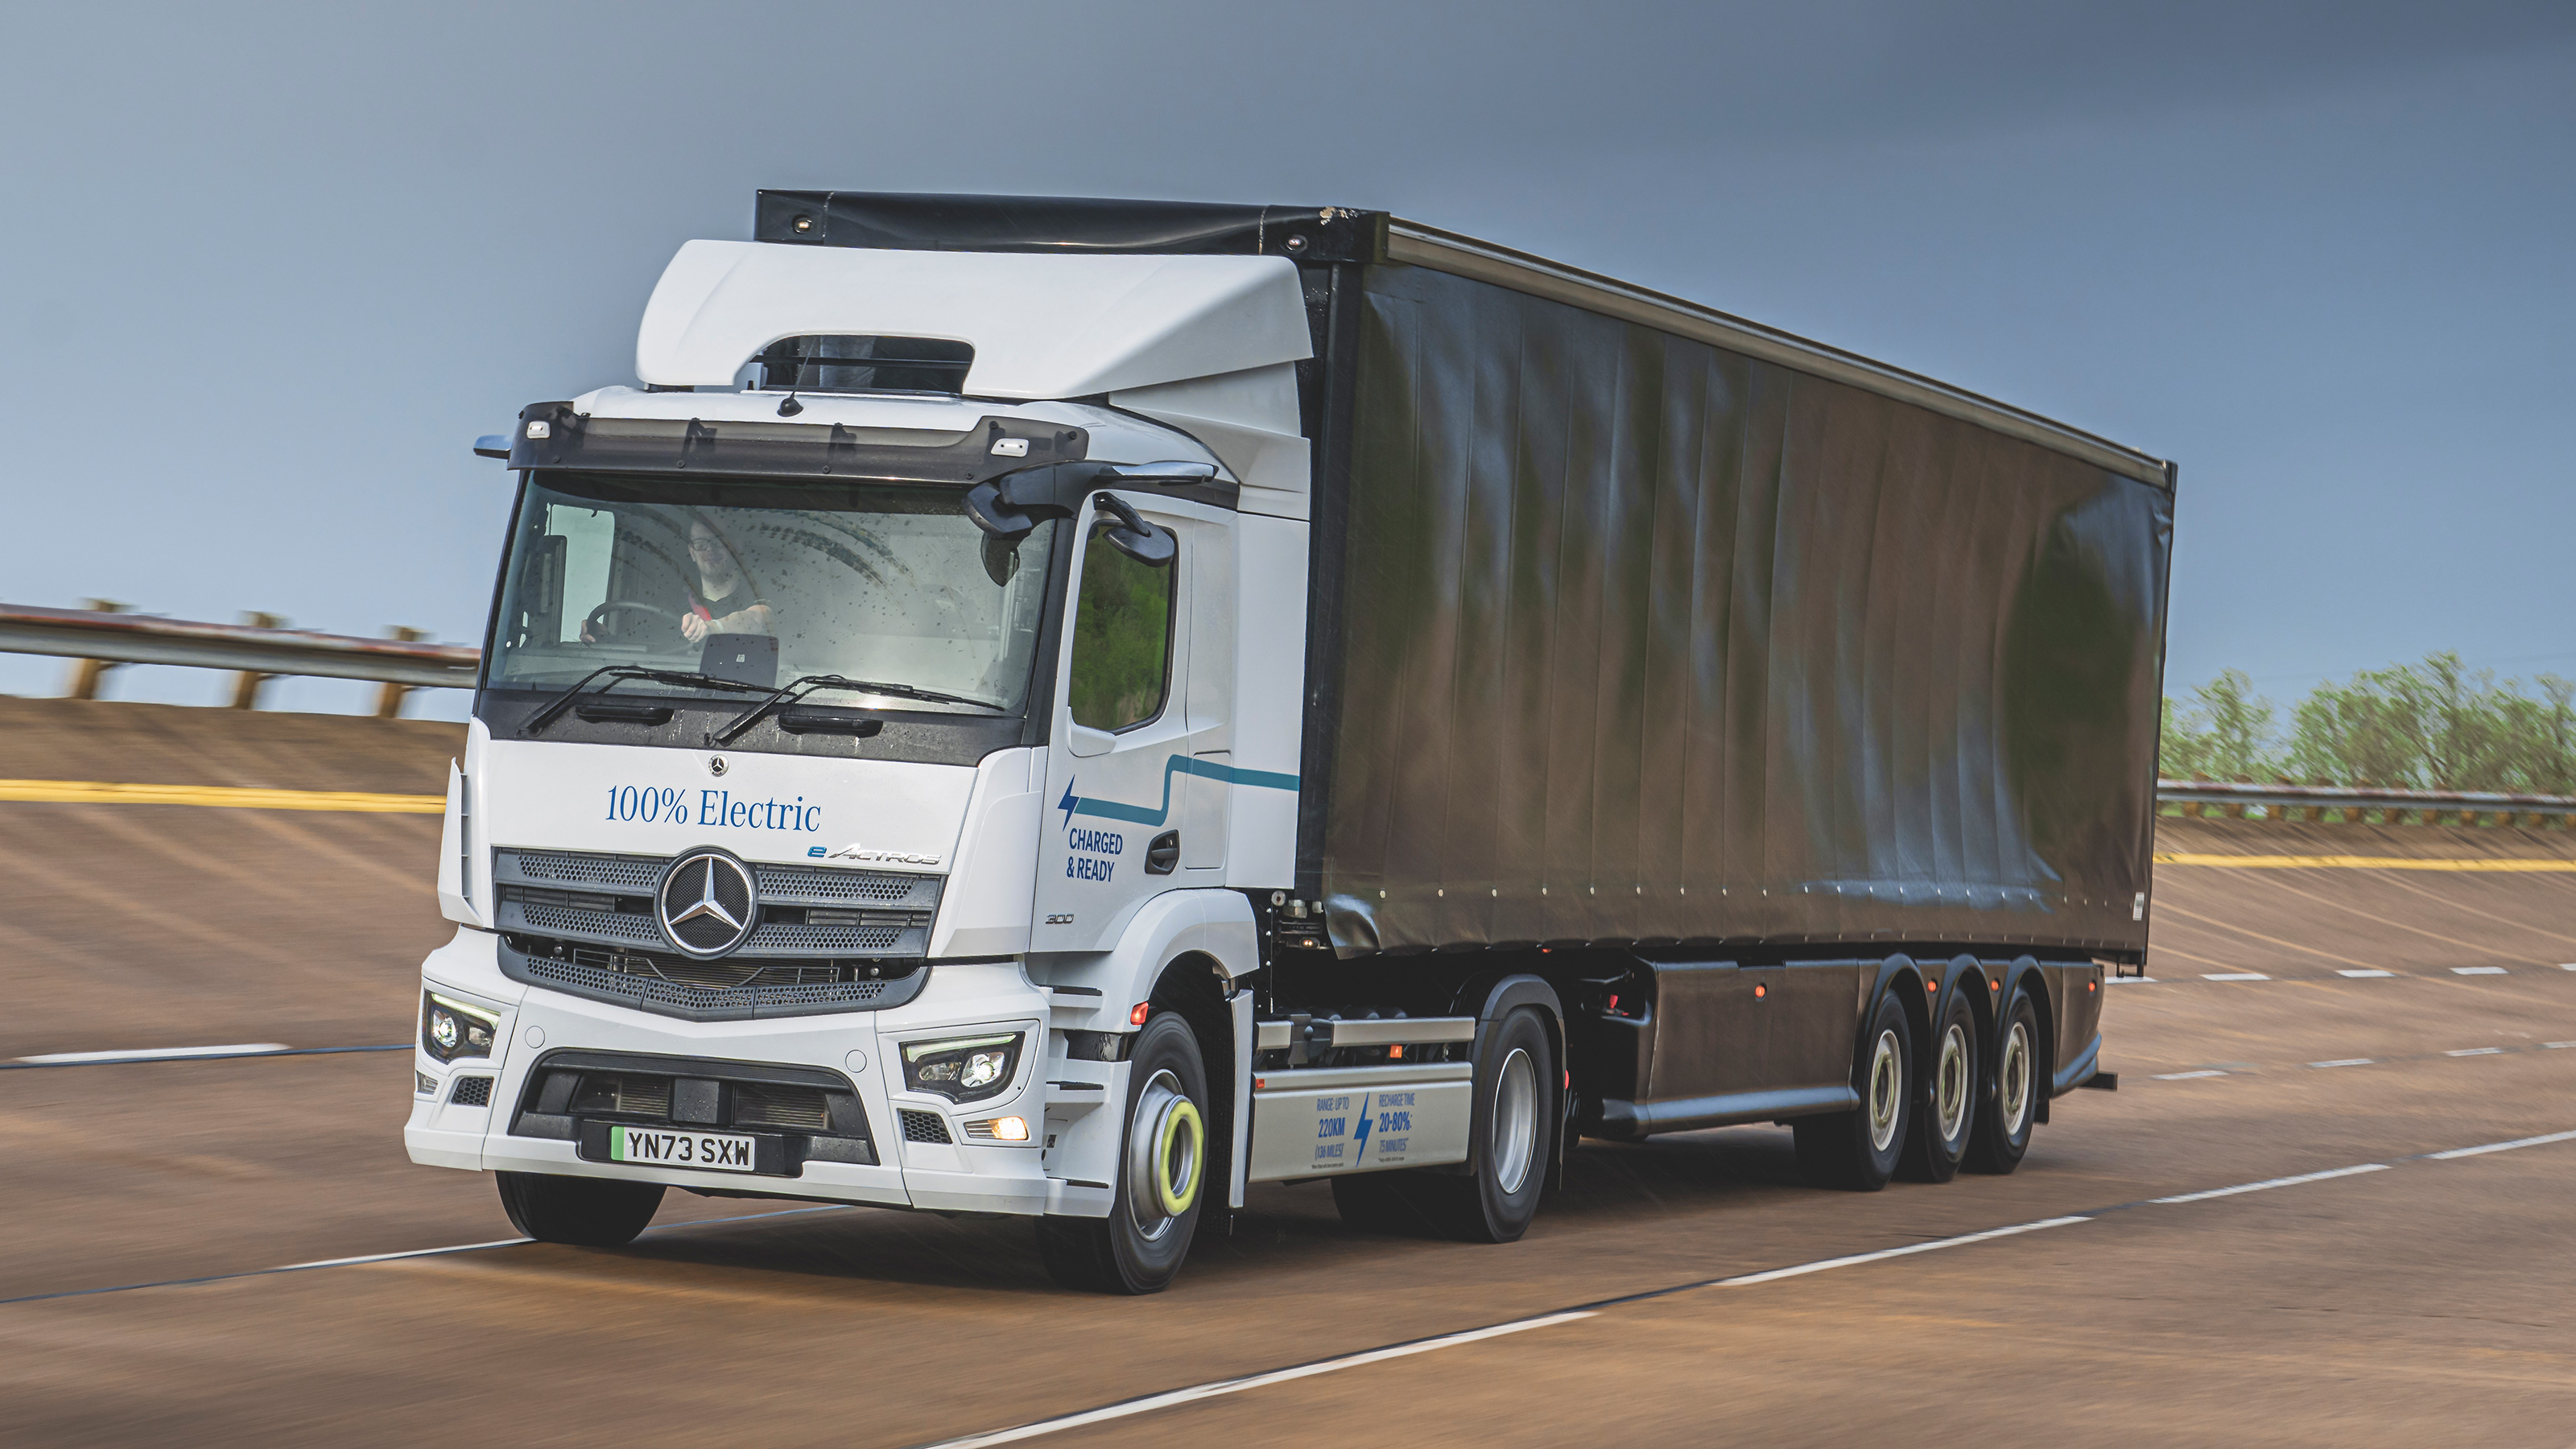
[1069,754,1300,828]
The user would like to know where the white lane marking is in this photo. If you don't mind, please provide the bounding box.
[2429,1129,2576,1160]
[2561,964,2576,971]
[2202,972,2269,981]
[279,1237,530,1271]
[2152,1069,2227,1080]
[2104,976,2160,985]
[2335,969,2395,978]
[16,1042,291,1065]
[917,1312,1600,1449]
[2309,1059,2375,1068]
[1715,1216,2090,1286]
[2547,1042,2576,1050]
[2446,1047,2504,1057]
[2452,967,2509,976]
[2150,1162,2391,1205]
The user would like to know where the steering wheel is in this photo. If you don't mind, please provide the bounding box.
[583,600,683,643]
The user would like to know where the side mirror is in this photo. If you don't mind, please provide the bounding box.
[472,434,511,460]
[1092,493,1176,568]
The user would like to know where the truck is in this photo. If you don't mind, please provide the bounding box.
[405,192,2174,1293]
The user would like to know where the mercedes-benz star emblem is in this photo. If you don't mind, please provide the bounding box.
[657,848,759,959]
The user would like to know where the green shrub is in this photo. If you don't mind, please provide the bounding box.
[2162,654,2576,793]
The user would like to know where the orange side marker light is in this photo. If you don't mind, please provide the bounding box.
[1129,1001,1150,1026]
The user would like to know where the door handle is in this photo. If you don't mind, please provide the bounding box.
[1145,830,1179,874]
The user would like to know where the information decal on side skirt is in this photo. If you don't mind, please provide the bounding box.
[1247,1068,1472,1182]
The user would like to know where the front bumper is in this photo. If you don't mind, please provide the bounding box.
[403,927,1063,1216]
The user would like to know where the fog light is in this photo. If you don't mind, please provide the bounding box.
[416,1071,437,1096]
[989,1116,1029,1141]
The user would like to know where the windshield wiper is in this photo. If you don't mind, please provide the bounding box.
[518,666,772,737]
[712,674,1003,745]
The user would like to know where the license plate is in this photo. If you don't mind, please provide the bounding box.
[609,1124,758,1172]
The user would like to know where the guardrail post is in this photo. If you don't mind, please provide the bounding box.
[374,628,427,718]
[227,612,286,708]
[63,600,130,700]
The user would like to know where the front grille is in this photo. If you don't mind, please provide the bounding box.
[499,936,929,1022]
[518,902,665,944]
[492,848,939,962]
[899,1110,952,1144]
[449,1075,493,1107]
[755,863,939,909]
[508,849,664,892]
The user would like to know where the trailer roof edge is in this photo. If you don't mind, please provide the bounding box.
[1385,221,2171,489]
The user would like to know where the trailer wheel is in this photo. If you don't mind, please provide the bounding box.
[1794,991,1912,1191]
[1035,1011,1208,1294]
[1966,988,2040,1174]
[1900,983,1978,1183]
[494,1171,664,1247]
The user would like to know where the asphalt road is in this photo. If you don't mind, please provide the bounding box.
[5,700,2573,1446]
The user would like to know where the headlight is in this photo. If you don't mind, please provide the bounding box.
[901,1033,1024,1103]
[422,992,497,1063]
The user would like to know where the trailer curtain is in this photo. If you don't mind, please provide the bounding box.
[1318,264,2173,957]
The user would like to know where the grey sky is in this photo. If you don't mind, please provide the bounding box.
[4,2,2570,718]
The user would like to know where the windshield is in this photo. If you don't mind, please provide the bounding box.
[487,472,1057,714]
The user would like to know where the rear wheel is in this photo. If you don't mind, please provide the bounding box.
[1035,1011,1208,1294]
[1332,1007,1554,1243]
[1967,989,2040,1174]
[495,1171,665,1247]
[1794,991,1912,1191]
[1901,984,1978,1183]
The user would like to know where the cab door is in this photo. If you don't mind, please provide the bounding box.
[1031,493,1228,952]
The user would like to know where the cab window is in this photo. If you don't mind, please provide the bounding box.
[1066,523,1174,731]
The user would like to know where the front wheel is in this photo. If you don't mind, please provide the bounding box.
[1035,1010,1208,1294]
[495,1171,665,1247]
[1794,990,1912,1191]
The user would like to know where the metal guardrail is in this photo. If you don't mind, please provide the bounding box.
[2,602,2574,812]
[2158,779,2576,824]
[0,603,478,716]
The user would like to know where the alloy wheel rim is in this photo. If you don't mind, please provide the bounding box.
[1126,1068,1198,1240]
[1867,1028,1903,1153]
[1492,1047,1539,1195]
[2000,1022,2032,1136]
[1936,1023,1971,1143]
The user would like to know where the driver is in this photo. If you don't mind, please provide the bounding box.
[680,515,775,643]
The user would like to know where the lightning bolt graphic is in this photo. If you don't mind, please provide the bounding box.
[1058,778,1080,835]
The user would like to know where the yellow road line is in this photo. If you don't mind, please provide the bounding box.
[0,779,444,814]
[2156,852,2576,873]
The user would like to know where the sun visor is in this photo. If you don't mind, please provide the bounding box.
[636,241,1312,398]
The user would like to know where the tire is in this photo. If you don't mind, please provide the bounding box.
[1393,1007,1554,1243]
[1035,1011,1209,1294]
[1900,981,1978,1183]
[1794,991,1912,1191]
[495,1171,665,1247]
[1967,988,2041,1174]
